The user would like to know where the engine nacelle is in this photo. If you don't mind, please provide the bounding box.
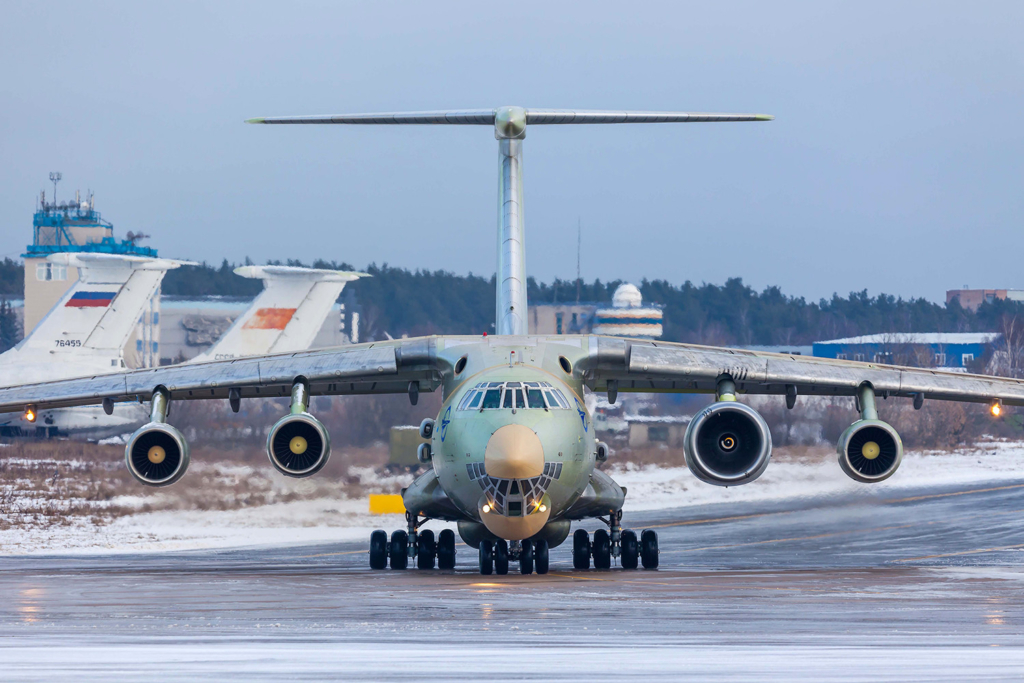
[837,419,903,483]
[683,402,772,487]
[125,422,190,487]
[266,412,331,477]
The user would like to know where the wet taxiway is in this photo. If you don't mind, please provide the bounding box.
[3,479,1024,681]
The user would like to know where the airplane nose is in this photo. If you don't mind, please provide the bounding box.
[484,424,544,479]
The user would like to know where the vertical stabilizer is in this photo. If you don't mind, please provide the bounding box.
[191,266,367,362]
[0,254,190,381]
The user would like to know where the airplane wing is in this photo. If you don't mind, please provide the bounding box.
[580,336,1024,406]
[0,337,443,413]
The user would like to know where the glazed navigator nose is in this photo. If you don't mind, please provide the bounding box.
[484,424,544,479]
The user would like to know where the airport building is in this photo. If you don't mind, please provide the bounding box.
[529,283,664,338]
[23,186,161,367]
[812,333,1000,370]
[946,288,1024,312]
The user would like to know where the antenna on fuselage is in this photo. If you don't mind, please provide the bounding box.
[246,107,773,335]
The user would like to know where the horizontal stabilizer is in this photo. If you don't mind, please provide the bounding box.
[246,108,773,125]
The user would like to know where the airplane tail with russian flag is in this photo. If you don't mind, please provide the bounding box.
[0,253,193,385]
[190,265,368,362]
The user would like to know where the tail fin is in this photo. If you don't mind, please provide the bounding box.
[11,253,191,367]
[192,265,367,361]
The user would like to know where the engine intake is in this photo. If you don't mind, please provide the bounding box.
[267,412,331,477]
[683,401,772,486]
[837,420,902,483]
[125,422,190,487]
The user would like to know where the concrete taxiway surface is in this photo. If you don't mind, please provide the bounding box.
[3,479,1024,681]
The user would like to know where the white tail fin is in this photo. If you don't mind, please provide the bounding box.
[1,254,190,382]
[191,265,367,361]
[248,106,772,334]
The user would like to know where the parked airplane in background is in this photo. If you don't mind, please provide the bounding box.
[3,107,1023,576]
[1,258,364,438]
[190,265,367,362]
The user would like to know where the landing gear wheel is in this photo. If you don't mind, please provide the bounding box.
[390,530,409,570]
[534,539,549,574]
[494,540,509,575]
[478,541,494,575]
[573,529,591,570]
[369,529,388,570]
[593,528,611,569]
[641,529,659,570]
[620,529,639,570]
[520,540,534,575]
[437,529,456,570]
[417,529,436,570]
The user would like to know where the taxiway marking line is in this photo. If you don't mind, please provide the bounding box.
[645,511,791,529]
[894,543,1024,562]
[662,522,921,554]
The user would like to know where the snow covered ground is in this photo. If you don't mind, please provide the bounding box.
[1,441,1022,555]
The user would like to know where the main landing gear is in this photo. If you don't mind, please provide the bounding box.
[572,511,659,570]
[369,511,456,571]
[478,539,549,575]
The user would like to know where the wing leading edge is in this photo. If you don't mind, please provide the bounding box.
[0,337,442,413]
[580,336,1024,406]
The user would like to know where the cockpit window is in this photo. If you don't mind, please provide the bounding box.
[458,381,572,411]
[527,389,546,408]
[481,389,502,409]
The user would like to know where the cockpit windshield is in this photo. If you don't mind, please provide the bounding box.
[457,381,572,411]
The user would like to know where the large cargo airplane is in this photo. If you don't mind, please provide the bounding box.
[3,259,364,438]
[0,253,188,437]
[3,107,1023,575]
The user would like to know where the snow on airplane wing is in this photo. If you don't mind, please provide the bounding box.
[579,336,1024,406]
[190,266,368,362]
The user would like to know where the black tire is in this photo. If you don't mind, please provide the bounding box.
[437,529,456,570]
[369,529,388,570]
[417,529,436,570]
[593,528,611,569]
[390,530,409,570]
[478,541,494,575]
[620,529,639,570]
[641,529,659,570]
[572,529,591,570]
[534,539,549,575]
[520,540,534,575]
[494,540,509,575]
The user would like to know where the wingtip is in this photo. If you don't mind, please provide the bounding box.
[245,117,266,124]
[755,114,775,121]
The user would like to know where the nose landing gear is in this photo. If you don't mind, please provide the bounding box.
[572,511,659,570]
[476,538,549,575]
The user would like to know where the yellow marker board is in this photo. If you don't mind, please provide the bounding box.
[369,494,406,515]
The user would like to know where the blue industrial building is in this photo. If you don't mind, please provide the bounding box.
[812,333,1000,369]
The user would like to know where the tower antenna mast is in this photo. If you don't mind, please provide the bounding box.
[49,172,62,206]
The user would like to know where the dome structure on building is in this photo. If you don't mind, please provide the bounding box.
[612,283,643,309]
[592,282,663,339]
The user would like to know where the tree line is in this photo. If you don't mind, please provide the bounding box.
[1,259,1022,350]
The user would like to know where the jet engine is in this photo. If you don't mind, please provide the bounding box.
[683,401,772,487]
[125,422,190,487]
[837,419,903,483]
[266,412,331,477]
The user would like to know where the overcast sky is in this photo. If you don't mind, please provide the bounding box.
[1,1,1021,302]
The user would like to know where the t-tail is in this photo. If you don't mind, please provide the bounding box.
[189,265,368,362]
[248,107,772,334]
